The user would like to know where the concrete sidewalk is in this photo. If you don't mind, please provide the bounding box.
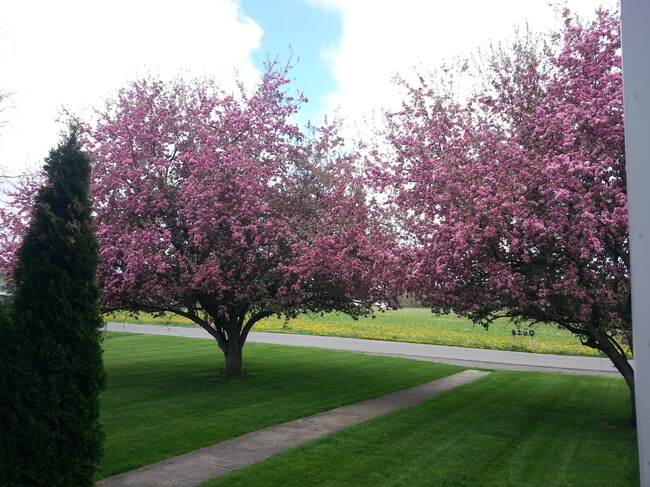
[96,369,489,487]
[105,322,624,377]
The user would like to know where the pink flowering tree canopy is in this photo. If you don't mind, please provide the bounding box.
[374,9,633,413]
[0,174,45,279]
[88,63,393,376]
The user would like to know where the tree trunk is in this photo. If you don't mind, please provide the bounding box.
[224,344,243,377]
[192,313,246,377]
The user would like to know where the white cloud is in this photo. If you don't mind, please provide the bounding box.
[0,0,263,175]
[311,0,618,134]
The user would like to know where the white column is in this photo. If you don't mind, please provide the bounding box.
[621,1,650,485]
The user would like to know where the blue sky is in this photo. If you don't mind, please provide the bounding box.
[240,0,340,124]
[0,0,617,176]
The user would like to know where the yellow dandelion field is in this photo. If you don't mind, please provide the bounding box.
[105,308,631,358]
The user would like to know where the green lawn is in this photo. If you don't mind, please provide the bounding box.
[99,333,638,486]
[99,333,462,478]
[201,371,638,487]
[106,307,620,357]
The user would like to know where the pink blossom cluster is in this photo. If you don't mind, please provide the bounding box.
[374,9,630,370]
[0,174,45,284]
[87,62,394,330]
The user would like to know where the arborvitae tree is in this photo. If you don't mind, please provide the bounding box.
[0,298,20,469]
[0,128,105,486]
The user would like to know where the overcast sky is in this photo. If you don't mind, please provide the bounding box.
[0,0,617,176]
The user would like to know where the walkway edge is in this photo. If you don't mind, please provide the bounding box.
[96,370,489,487]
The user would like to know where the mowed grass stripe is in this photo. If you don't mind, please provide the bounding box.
[99,333,463,478]
[200,372,638,487]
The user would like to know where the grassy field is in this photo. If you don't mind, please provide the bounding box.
[99,333,462,478]
[202,371,638,487]
[105,308,619,357]
[99,334,638,486]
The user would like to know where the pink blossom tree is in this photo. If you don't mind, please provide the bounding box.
[374,9,633,415]
[88,63,393,376]
[0,174,44,278]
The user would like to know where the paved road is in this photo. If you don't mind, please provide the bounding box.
[105,322,625,377]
